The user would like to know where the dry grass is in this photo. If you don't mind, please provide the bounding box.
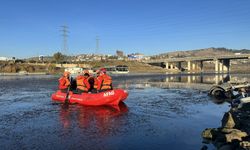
[86,60,166,73]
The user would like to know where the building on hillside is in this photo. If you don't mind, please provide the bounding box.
[0,57,9,61]
[116,50,124,57]
[116,50,126,60]
[37,55,53,62]
[142,56,151,60]
[74,54,109,62]
[39,55,44,61]
[127,53,144,61]
[0,57,14,61]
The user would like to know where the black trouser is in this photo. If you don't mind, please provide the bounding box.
[60,88,68,93]
[77,89,88,94]
[90,88,98,93]
[98,89,111,92]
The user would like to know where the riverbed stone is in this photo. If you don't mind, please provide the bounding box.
[221,128,247,135]
[221,112,235,129]
[240,141,250,149]
[202,128,218,139]
[224,130,247,142]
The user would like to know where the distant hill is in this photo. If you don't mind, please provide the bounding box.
[152,47,250,59]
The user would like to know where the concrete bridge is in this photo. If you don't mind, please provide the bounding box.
[144,54,250,73]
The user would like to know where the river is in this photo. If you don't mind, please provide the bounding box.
[0,73,249,150]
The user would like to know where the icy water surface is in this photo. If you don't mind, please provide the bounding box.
[0,74,243,150]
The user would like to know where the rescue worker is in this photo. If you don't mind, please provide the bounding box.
[58,71,71,93]
[76,70,90,94]
[97,68,112,92]
[89,70,100,93]
[94,71,99,90]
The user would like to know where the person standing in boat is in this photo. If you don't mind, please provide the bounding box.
[76,70,90,94]
[97,68,113,92]
[58,71,71,93]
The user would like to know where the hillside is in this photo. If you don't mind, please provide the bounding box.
[0,61,63,74]
[0,61,166,74]
[85,60,166,73]
[152,47,250,58]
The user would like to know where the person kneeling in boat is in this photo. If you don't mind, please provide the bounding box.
[76,70,91,94]
[97,68,113,92]
[88,70,100,93]
[58,71,71,93]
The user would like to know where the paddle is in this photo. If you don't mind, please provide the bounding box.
[64,76,72,105]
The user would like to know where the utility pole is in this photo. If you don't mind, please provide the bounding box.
[60,25,69,55]
[96,36,99,54]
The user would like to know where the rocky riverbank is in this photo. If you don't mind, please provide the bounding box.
[0,62,63,74]
[202,103,250,150]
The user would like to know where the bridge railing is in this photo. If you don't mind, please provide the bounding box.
[143,54,250,63]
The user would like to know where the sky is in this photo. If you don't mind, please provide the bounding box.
[0,0,250,58]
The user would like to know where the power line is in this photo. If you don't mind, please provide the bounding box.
[61,25,69,55]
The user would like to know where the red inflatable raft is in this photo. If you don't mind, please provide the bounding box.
[51,89,128,106]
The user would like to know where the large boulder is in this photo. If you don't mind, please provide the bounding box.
[202,128,218,139]
[224,130,247,142]
[221,112,235,129]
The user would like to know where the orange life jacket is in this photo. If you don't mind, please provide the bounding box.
[76,76,90,92]
[99,74,112,90]
[58,76,70,90]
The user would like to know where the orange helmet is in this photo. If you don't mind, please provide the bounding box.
[63,71,70,77]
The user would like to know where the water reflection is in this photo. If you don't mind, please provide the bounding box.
[59,102,128,136]
[163,74,230,84]
[113,74,250,92]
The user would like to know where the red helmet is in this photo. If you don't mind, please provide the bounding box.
[99,68,106,73]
